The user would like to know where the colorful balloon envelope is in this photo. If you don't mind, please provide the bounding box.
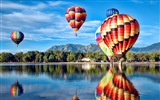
[11,31,24,47]
[95,26,114,60]
[100,13,140,58]
[10,80,23,96]
[65,6,87,36]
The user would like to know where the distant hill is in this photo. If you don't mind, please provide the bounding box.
[48,42,160,53]
[49,44,101,52]
[130,42,160,53]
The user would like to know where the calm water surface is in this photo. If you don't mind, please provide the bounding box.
[0,63,160,100]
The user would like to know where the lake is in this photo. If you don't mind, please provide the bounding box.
[0,63,160,100]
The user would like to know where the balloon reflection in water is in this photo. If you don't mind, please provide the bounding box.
[95,67,114,100]
[95,67,140,100]
[10,80,23,96]
[72,91,79,100]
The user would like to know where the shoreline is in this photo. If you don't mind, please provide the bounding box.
[0,61,160,65]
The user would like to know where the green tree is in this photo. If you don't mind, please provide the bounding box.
[87,52,95,61]
[53,50,63,62]
[43,50,52,62]
[0,54,2,62]
[35,52,44,62]
[149,52,157,61]
[1,52,15,62]
[67,52,76,62]
[22,51,36,62]
[14,52,23,62]
[48,54,55,62]
[126,52,136,62]
[77,53,83,61]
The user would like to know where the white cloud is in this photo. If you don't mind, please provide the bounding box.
[83,20,101,27]
[140,31,153,36]
[131,0,158,4]
[141,25,159,29]
[140,25,159,36]
[2,2,29,9]
[78,20,101,33]
[0,32,10,40]
[0,49,11,53]
[17,48,31,53]
[2,12,53,23]
[48,1,71,6]
[1,1,71,10]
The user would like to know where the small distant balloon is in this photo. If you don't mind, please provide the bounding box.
[106,8,119,17]
[65,6,87,36]
[11,31,24,47]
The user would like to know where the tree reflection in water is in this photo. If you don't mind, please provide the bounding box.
[0,64,159,81]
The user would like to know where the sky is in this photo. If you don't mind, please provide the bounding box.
[1,0,160,53]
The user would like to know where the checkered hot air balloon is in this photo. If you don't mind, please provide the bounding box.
[10,31,24,47]
[100,10,140,58]
[10,80,23,96]
[65,6,87,36]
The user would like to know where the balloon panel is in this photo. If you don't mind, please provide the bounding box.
[95,26,114,57]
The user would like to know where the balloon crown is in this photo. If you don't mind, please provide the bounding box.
[106,8,119,17]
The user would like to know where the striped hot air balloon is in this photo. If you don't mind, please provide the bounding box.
[65,6,87,36]
[10,80,23,96]
[100,11,140,58]
[10,31,24,47]
[95,26,114,61]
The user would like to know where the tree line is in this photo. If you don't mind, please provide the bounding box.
[0,50,160,62]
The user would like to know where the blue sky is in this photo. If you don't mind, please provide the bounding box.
[1,0,160,53]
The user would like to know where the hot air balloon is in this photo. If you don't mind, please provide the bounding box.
[95,26,114,61]
[100,9,140,71]
[11,31,24,47]
[65,6,87,36]
[10,80,23,96]
[106,8,119,17]
[100,10,140,58]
